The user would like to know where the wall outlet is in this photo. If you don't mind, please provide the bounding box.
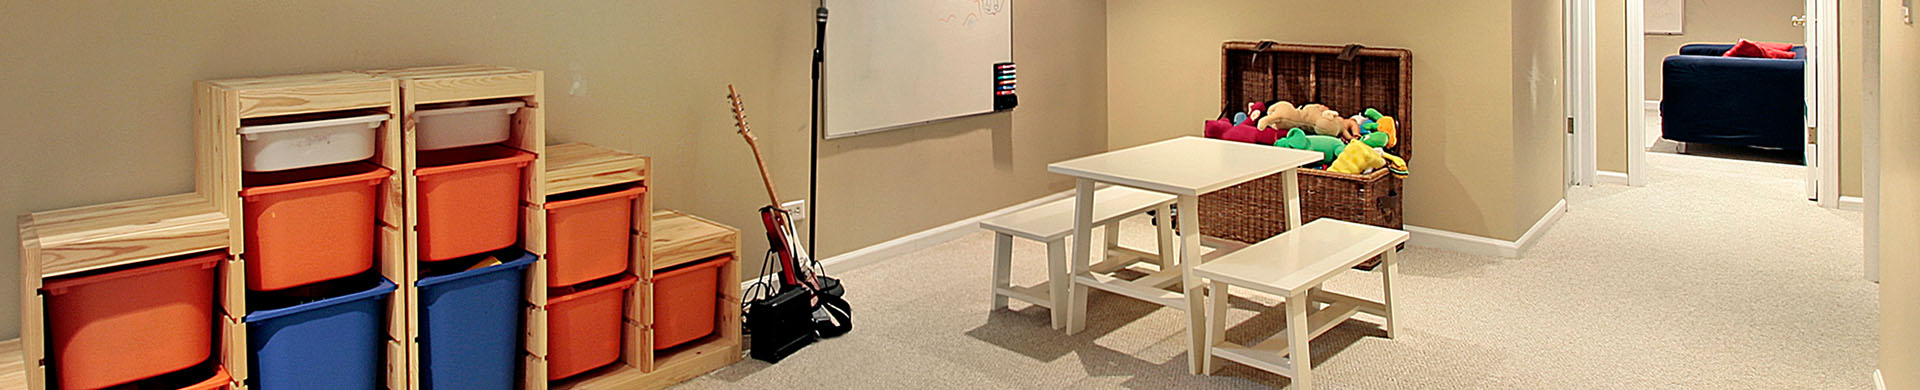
[782,199,807,221]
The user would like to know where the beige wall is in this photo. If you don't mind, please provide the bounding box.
[0,1,1109,340]
[1108,0,1568,241]
[1643,0,1804,101]
[1514,0,1569,228]
[1877,1,1919,387]
[1598,0,1631,173]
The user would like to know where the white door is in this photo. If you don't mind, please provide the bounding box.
[1801,5,1818,201]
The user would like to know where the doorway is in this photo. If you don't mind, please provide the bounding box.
[1566,0,1841,207]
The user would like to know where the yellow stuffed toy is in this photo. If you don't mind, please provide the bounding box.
[1328,139,1385,174]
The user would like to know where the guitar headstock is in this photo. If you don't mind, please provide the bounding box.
[727,84,754,140]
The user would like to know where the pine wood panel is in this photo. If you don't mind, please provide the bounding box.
[545,144,648,196]
[198,72,393,119]
[0,338,27,390]
[26,194,230,278]
[650,211,739,272]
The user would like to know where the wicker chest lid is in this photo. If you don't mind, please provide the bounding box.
[1221,41,1413,161]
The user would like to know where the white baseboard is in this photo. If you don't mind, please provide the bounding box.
[740,188,1077,291]
[1840,196,1864,211]
[1406,199,1565,258]
[1597,171,1630,185]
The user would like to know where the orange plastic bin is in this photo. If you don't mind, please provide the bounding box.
[241,162,392,291]
[416,144,536,261]
[544,186,646,287]
[546,275,638,380]
[652,256,731,350]
[43,252,220,390]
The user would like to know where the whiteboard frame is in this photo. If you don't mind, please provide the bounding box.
[820,0,1015,139]
[823,110,1009,140]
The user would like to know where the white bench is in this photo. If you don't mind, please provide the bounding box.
[1189,218,1408,390]
[979,186,1176,329]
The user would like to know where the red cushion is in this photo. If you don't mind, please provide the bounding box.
[1723,39,1798,59]
[1722,40,1766,58]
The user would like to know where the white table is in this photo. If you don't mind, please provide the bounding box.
[1046,136,1321,374]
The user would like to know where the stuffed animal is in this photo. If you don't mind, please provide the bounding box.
[1219,124,1280,145]
[1203,119,1233,139]
[1382,153,1409,178]
[1328,139,1386,174]
[1292,104,1344,136]
[1374,116,1398,148]
[1232,112,1250,126]
[1257,101,1309,130]
[1274,128,1346,165]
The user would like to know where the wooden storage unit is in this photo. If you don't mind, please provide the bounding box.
[195,71,408,390]
[550,209,742,390]
[16,195,232,390]
[355,65,546,390]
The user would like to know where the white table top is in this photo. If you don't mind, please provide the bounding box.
[1190,219,1408,295]
[1047,137,1322,196]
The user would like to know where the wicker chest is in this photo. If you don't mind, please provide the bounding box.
[1199,41,1412,245]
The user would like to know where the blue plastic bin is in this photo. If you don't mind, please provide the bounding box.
[416,251,536,390]
[244,277,396,390]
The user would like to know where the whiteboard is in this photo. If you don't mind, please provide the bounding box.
[1646,0,1683,35]
[824,0,1013,138]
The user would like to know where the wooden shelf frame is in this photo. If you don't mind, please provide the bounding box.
[195,71,409,390]
[355,65,546,390]
[16,194,234,390]
[550,209,741,390]
[536,143,652,386]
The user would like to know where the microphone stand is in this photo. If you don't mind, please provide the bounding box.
[810,5,827,257]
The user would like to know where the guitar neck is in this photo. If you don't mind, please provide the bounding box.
[741,132,783,207]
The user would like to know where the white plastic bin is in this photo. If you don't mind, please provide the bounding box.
[239,112,390,172]
[415,101,526,151]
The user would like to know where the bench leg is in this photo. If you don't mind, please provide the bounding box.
[1154,203,1175,268]
[1102,220,1120,261]
[1381,247,1399,339]
[1286,290,1314,390]
[991,232,1013,311]
[1203,280,1231,374]
[1045,239,1069,330]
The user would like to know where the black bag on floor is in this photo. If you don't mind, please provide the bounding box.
[747,286,817,363]
[809,276,852,338]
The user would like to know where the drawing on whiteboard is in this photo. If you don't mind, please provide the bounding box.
[936,0,1007,27]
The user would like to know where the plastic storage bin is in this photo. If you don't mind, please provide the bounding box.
[238,111,389,172]
[546,275,638,380]
[42,252,221,390]
[652,256,730,350]
[543,186,645,287]
[245,278,395,390]
[180,366,232,390]
[415,101,525,150]
[241,163,392,291]
[416,251,537,390]
[416,145,537,261]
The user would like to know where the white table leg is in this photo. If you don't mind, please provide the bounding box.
[1204,280,1231,374]
[1178,194,1205,374]
[1284,168,1302,230]
[1382,247,1399,339]
[1066,179,1097,334]
[1286,291,1314,390]
[1154,203,1175,268]
[990,232,1013,311]
[1045,239,1069,330]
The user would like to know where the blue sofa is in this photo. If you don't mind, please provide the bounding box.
[1660,43,1806,151]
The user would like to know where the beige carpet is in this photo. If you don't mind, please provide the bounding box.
[676,152,1876,389]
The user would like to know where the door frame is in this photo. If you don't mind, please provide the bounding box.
[1567,0,1599,188]
[1604,0,1841,208]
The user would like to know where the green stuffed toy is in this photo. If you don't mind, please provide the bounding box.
[1274,128,1346,165]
